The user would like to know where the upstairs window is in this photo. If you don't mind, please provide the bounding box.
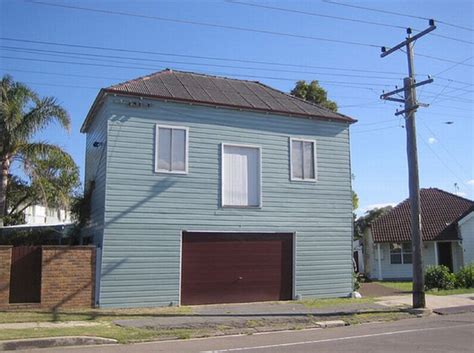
[155,125,188,174]
[390,243,412,264]
[290,138,316,181]
[222,144,261,207]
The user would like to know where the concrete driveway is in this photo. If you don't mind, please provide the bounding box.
[376,293,474,309]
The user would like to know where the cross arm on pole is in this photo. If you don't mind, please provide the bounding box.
[380,78,434,99]
[381,20,436,58]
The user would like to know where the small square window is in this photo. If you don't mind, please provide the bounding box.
[290,138,316,181]
[390,243,412,264]
[155,125,188,174]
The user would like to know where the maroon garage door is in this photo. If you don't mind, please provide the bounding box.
[181,232,293,305]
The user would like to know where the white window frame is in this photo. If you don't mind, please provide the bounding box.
[289,137,317,182]
[390,243,412,265]
[155,124,189,174]
[221,143,262,208]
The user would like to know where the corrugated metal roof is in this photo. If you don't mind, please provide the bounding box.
[105,69,354,120]
[371,188,474,243]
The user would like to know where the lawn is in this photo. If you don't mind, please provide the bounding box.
[299,297,375,308]
[0,306,192,324]
[377,281,474,296]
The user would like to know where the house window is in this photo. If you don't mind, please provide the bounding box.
[390,243,412,264]
[155,125,188,173]
[290,138,316,181]
[222,144,261,207]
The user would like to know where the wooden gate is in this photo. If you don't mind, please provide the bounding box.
[9,246,42,303]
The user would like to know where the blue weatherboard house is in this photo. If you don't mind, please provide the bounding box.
[81,69,356,308]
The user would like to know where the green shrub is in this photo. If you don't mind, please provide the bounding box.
[455,263,474,288]
[353,272,361,291]
[425,265,456,290]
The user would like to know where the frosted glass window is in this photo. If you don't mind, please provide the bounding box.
[222,145,260,207]
[156,125,188,173]
[291,139,316,180]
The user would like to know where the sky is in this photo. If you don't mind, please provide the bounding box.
[1,0,473,215]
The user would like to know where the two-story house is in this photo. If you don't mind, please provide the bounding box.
[82,69,356,308]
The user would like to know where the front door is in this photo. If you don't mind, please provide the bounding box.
[437,242,453,272]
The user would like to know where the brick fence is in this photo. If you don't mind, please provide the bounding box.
[0,246,95,309]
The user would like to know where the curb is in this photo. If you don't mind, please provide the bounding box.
[314,320,347,328]
[402,307,433,317]
[0,336,117,351]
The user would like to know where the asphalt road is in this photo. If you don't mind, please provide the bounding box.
[16,312,474,353]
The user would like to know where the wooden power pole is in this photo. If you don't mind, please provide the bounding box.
[380,20,436,309]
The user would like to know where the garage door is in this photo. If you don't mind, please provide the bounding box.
[181,232,293,305]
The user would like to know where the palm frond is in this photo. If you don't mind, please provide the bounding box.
[13,96,71,141]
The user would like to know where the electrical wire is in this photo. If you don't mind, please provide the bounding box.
[417,130,469,186]
[26,0,381,48]
[418,120,472,179]
[2,37,472,87]
[229,0,474,45]
[0,45,402,80]
[322,0,474,32]
[0,37,403,75]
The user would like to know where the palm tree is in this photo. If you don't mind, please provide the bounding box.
[0,75,72,226]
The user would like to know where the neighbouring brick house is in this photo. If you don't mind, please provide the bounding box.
[364,188,474,280]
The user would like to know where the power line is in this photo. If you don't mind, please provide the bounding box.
[227,0,406,29]
[418,120,472,179]
[351,124,401,134]
[322,0,474,32]
[26,0,381,48]
[0,61,388,91]
[434,56,473,76]
[417,130,468,185]
[0,45,402,80]
[4,51,470,104]
[230,0,473,45]
[0,37,403,75]
[416,53,474,67]
[0,67,128,81]
[2,37,472,87]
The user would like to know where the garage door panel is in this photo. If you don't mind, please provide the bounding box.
[181,232,293,305]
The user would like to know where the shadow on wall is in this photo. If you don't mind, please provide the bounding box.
[107,103,347,139]
[104,178,176,227]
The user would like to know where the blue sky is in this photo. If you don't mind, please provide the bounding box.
[1,0,472,215]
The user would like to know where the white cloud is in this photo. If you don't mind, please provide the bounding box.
[428,137,438,144]
[467,179,474,186]
[455,191,467,197]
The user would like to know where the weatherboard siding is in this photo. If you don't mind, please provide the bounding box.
[369,241,464,280]
[460,213,474,265]
[96,97,353,308]
[84,103,108,246]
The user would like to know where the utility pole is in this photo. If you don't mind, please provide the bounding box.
[380,20,436,309]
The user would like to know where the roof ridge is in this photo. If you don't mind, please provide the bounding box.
[425,187,474,204]
[108,69,170,89]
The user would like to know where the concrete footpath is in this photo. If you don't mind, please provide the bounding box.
[376,293,474,310]
[114,301,389,329]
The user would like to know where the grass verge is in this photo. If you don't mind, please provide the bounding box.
[299,297,375,308]
[377,281,474,296]
[0,306,192,324]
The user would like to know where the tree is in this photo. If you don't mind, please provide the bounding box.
[1,75,74,226]
[291,80,338,112]
[354,206,393,240]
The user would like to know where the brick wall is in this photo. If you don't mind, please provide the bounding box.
[41,246,96,309]
[0,246,12,307]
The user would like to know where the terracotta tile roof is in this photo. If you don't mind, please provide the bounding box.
[371,188,474,243]
[106,69,355,122]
